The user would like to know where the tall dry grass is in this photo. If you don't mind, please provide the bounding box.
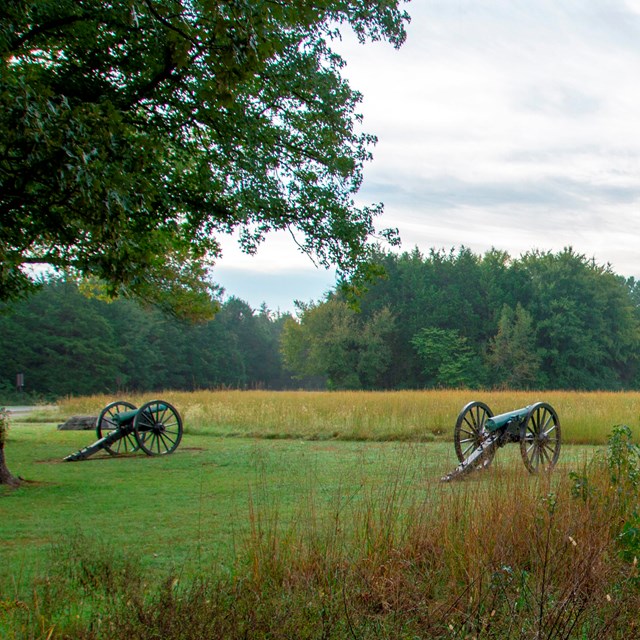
[56,389,640,444]
[239,428,640,637]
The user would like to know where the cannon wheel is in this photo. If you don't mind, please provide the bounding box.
[520,402,561,473]
[133,400,183,456]
[96,400,139,455]
[454,401,495,468]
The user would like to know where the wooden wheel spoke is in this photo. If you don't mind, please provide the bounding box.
[454,401,494,468]
[463,416,479,434]
[520,403,561,474]
[158,430,173,447]
[531,442,543,465]
[158,432,172,449]
[139,412,154,427]
[461,442,476,457]
[533,411,543,435]
[459,426,477,438]
[538,444,550,465]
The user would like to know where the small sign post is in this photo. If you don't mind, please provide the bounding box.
[16,373,24,393]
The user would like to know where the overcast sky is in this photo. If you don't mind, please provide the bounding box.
[215,0,640,313]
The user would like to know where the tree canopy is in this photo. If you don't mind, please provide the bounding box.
[2,247,639,396]
[0,278,293,397]
[0,0,408,317]
[282,247,640,391]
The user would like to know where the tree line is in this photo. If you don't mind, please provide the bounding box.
[0,279,293,398]
[281,247,640,391]
[2,246,639,397]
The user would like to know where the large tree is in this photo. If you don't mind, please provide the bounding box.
[487,303,540,389]
[0,0,407,317]
[0,408,20,487]
[281,297,395,389]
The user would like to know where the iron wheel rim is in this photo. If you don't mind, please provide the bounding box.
[520,402,561,473]
[133,400,183,456]
[96,400,139,455]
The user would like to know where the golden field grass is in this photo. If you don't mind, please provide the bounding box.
[49,389,640,445]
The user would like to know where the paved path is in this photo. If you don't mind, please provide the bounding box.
[5,405,57,415]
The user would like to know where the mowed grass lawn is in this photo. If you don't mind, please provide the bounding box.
[1,418,597,587]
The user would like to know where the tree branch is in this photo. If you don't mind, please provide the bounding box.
[129,45,179,106]
[8,15,87,53]
[142,0,198,47]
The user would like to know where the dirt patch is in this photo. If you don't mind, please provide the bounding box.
[0,477,50,493]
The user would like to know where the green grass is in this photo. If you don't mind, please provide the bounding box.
[2,417,640,639]
[1,423,434,585]
[1,421,596,587]
[3,390,640,640]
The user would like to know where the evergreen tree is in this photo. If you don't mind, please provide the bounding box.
[519,248,638,389]
[0,279,293,396]
[488,304,540,389]
[0,280,123,395]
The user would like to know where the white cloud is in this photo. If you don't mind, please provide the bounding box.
[215,1,640,309]
[335,0,640,276]
[213,230,338,313]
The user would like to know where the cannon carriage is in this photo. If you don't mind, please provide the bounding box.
[64,399,183,462]
[441,401,561,481]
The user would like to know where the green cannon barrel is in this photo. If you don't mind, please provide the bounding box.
[111,404,169,426]
[111,409,138,425]
[485,406,531,431]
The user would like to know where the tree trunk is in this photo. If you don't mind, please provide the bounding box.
[0,441,20,487]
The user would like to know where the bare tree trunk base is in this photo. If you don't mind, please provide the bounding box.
[0,446,20,488]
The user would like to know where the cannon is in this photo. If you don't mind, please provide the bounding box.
[64,400,183,462]
[441,401,561,482]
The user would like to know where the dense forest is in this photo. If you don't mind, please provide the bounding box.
[282,247,640,391]
[0,281,293,397]
[1,246,639,397]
